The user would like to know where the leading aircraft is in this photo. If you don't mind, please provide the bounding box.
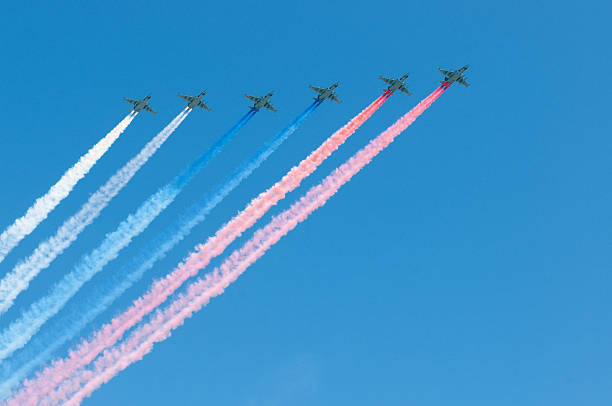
[245,92,277,112]
[438,65,469,87]
[178,91,211,111]
[309,83,341,103]
[378,73,412,95]
[123,94,156,114]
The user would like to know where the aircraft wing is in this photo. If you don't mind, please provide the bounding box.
[309,85,324,93]
[264,102,277,112]
[144,105,156,114]
[378,76,394,85]
[245,94,259,102]
[198,101,211,111]
[399,85,412,96]
[123,98,138,105]
[178,94,194,102]
[437,68,451,75]
[458,77,470,87]
[331,94,341,104]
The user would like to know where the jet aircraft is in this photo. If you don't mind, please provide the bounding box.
[245,92,277,112]
[178,91,211,111]
[378,73,412,95]
[309,83,341,103]
[438,65,469,87]
[123,95,156,114]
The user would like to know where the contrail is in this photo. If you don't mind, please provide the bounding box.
[0,101,317,398]
[0,113,136,264]
[48,85,448,405]
[5,92,391,405]
[0,110,187,316]
[0,109,252,364]
[0,109,189,349]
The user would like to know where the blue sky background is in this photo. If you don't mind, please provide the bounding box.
[0,1,610,405]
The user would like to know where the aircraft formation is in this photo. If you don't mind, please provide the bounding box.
[123,65,469,114]
[0,64,469,405]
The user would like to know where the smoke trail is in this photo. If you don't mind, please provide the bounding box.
[0,109,189,352]
[0,109,254,365]
[0,110,188,316]
[53,86,447,405]
[5,92,391,405]
[0,102,317,398]
[0,113,136,264]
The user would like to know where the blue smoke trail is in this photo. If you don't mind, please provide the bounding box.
[0,110,256,368]
[0,102,319,398]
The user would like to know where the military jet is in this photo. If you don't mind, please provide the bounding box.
[378,73,412,95]
[123,94,156,114]
[178,91,211,111]
[309,83,341,103]
[245,92,277,112]
[438,65,469,87]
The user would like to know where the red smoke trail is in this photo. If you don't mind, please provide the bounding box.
[46,85,446,405]
[8,92,391,406]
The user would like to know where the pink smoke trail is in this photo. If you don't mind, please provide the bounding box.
[49,85,447,405]
[7,92,391,406]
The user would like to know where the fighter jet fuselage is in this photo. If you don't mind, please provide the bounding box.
[253,93,272,110]
[438,65,469,87]
[178,91,211,111]
[131,96,151,112]
[378,74,412,95]
[123,95,156,114]
[388,75,409,92]
[186,93,204,109]
[309,83,341,103]
[245,92,277,112]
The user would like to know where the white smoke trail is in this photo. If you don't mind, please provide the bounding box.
[0,113,136,264]
[0,109,190,319]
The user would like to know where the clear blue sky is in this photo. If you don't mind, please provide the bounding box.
[0,1,610,405]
